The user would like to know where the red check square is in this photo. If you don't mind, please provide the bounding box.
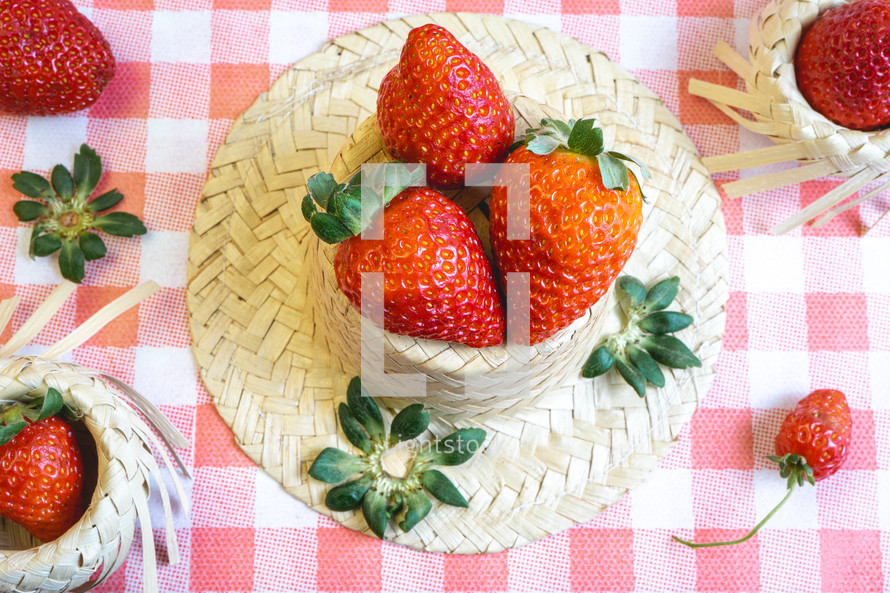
[190,527,254,591]
[820,530,883,592]
[316,527,382,592]
[570,528,634,592]
[444,551,509,592]
[89,62,151,119]
[692,408,754,469]
[138,288,191,348]
[806,293,869,351]
[210,64,271,120]
[194,403,256,468]
[694,529,760,591]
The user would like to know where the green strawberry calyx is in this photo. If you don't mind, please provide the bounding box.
[581,275,701,397]
[0,387,80,446]
[673,453,815,548]
[519,118,652,191]
[307,376,486,538]
[12,144,147,284]
[301,163,426,244]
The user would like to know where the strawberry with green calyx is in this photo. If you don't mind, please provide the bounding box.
[12,144,147,284]
[308,376,486,538]
[0,387,86,542]
[490,118,650,345]
[582,275,700,396]
[675,389,851,548]
[302,166,506,348]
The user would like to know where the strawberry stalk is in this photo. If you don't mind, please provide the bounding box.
[673,453,814,548]
[12,144,146,283]
[302,164,425,244]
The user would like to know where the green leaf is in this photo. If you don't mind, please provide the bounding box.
[643,276,680,312]
[325,474,373,512]
[608,150,652,181]
[73,144,102,199]
[330,190,363,236]
[421,469,468,507]
[617,276,647,307]
[346,376,384,442]
[362,489,388,539]
[526,135,561,155]
[567,118,604,157]
[542,118,572,139]
[28,223,47,258]
[389,403,429,444]
[79,233,107,261]
[596,152,629,191]
[339,403,372,454]
[306,172,340,211]
[0,421,28,447]
[86,190,123,213]
[301,194,318,222]
[32,233,62,257]
[387,492,405,518]
[581,345,614,378]
[51,165,75,201]
[428,428,485,466]
[12,171,52,199]
[92,212,147,237]
[13,200,48,222]
[37,388,65,421]
[310,212,353,244]
[639,334,701,369]
[308,447,367,483]
[614,354,646,397]
[59,240,85,284]
[627,344,665,388]
[638,311,693,334]
[399,489,433,532]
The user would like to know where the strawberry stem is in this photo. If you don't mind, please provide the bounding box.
[673,482,797,548]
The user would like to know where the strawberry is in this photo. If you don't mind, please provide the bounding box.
[302,168,505,348]
[376,24,514,189]
[0,389,85,542]
[490,118,649,345]
[675,389,852,548]
[795,0,890,130]
[0,0,116,115]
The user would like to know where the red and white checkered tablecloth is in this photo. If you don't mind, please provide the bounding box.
[0,0,887,591]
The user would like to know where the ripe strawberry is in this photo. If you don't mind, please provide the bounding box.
[0,0,116,115]
[490,118,648,345]
[376,24,514,189]
[302,169,505,348]
[675,389,852,548]
[0,391,85,542]
[795,0,890,130]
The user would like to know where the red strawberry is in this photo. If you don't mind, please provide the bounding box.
[675,389,852,548]
[376,24,514,189]
[0,409,85,541]
[490,118,648,345]
[795,0,890,130]
[303,171,505,348]
[0,0,116,115]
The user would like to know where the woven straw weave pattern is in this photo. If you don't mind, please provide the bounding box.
[187,13,727,553]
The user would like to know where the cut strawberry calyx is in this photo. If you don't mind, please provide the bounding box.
[12,144,146,284]
[302,164,426,244]
[522,118,651,191]
[673,453,815,548]
[582,275,700,397]
[0,387,79,446]
[307,375,485,538]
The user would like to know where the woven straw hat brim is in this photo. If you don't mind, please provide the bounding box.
[187,12,728,553]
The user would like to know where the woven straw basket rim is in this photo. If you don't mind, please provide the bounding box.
[0,283,189,593]
[187,12,728,553]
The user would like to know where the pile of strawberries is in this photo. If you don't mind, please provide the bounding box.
[303,24,649,348]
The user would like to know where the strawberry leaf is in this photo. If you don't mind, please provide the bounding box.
[330,189,363,236]
[362,489,388,538]
[301,195,318,222]
[567,118,603,157]
[627,345,665,388]
[92,212,147,237]
[311,212,353,244]
[325,474,373,511]
[0,421,28,447]
[339,403,372,454]
[389,403,429,444]
[51,165,75,201]
[643,276,680,312]
[12,171,52,200]
[87,190,124,213]
[399,489,433,532]
[73,144,103,200]
[79,233,107,261]
[526,135,561,155]
[581,345,614,378]
[614,354,646,397]
[617,275,647,306]
[421,469,468,507]
[37,388,65,421]
[596,152,630,191]
[427,428,485,466]
[638,311,693,334]
[306,172,340,211]
[59,240,86,283]
[346,376,384,442]
[308,447,368,483]
[13,200,48,222]
[32,233,62,257]
[639,334,701,369]
[608,151,652,181]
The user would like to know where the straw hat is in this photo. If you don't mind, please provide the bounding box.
[187,12,727,553]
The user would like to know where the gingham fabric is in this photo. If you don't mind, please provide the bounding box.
[0,0,887,591]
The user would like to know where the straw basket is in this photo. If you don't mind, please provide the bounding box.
[0,283,189,593]
[689,0,890,234]
[313,95,612,419]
